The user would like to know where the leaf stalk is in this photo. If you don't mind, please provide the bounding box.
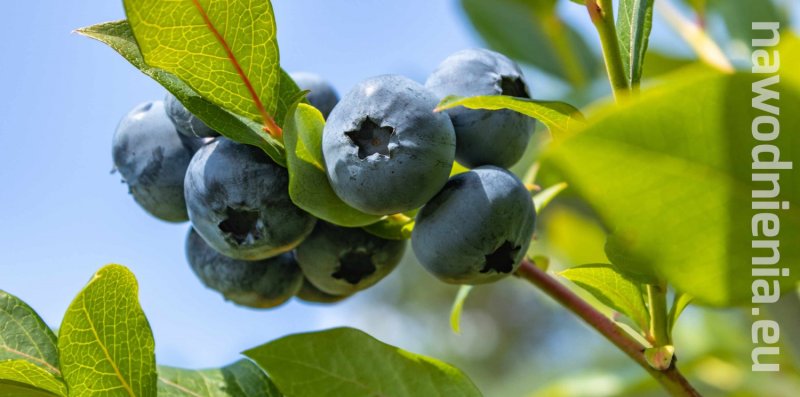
[585,0,630,101]
[647,282,671,347]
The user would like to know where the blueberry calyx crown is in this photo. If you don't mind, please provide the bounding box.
[332,251,377,284]
[481,240,521,274]
[345,117,394,159]
[218,206,262,245]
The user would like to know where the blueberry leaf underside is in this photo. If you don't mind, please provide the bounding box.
[617,0,655,86]
[333,252,377,284]
[346,118,395,159]
[481,241,520,274]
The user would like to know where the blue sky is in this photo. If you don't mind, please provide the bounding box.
[1,0,798,371]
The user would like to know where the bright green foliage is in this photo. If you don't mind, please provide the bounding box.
[283,103,382,227]
[244,327,483,397]
[460,0,598,87]
[604,233,659,284]
[0,360,67,397]
[543,67,800,306]
[668,293,693,338]
[435,95,583,137]
[616,0,654,86]
[362,213,415,240]
[76,20,297,166]
[533,182,569,213]
[449,285,474,334]
[0,291,60,376]
[0,291,65,395]
[640,51,696,79]
[560,264,649,332]
[124,0,282,134]
[157,360,281,397]
[58,265,157,397]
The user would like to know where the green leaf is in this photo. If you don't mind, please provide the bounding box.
[244,327,482,397]
[616,0,655,86]
[604,233,659,284]
[158,360,281,397]
[76,20,294,166]
[668,293,693,337]
[58,265,157,397]
[435,95,583,137]
[542,64,800,306]
[533,182,568,213]
[449,285,474,334]
[124,0,283,135]
[460,0,598,87]
[0,361,67,397]
[283,103,382,227]
[362,214,415,240]
[560,264,650,331]
[0,291,60,377]
[641,51,696,80]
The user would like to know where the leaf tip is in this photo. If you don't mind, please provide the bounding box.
[449,285,474,335]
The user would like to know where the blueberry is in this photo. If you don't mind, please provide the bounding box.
[112,100,203,222]
[186,228,302,308]
[412,166,536,284]
[426,49,536,168]
[290,72,340,119]
[294,222,406,295]
[295,277,351,304]
[322,75,456,215]
[164,92,220,138]
[185,138,316,260]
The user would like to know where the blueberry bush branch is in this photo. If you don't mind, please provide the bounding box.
[515,259,702,397]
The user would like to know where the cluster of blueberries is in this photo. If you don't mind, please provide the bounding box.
[112,49,537,309]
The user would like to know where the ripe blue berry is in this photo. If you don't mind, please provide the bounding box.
[322,75,455,215]
[290,72,340,119]
[186,228,302,309]
[426,49,536,168]
[112,100,202,222]
[412,166,536,284]
[185,138,316,260]
[294,222,406,295]
[164,92,220,138]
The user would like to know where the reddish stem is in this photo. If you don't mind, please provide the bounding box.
[515,259,702,396]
